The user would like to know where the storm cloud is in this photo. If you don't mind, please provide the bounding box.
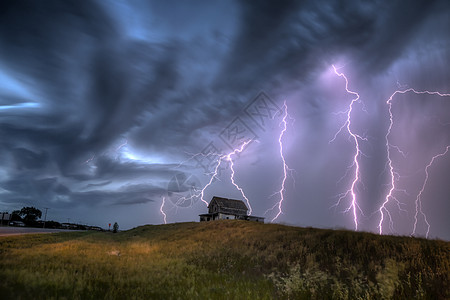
[0,0,449,238]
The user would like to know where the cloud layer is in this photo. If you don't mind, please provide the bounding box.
[0,0,449,238]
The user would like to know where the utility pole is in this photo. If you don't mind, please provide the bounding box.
[43,207,49,228]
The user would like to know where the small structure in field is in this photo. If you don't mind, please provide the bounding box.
[199,196,264,223]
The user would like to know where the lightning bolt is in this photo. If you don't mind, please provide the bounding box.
[412,146,450,238]
[114,138,128,160]
[83,154,95,165]
[229,145,252,215]
[380,89,450,235]
[378,88,450,236]
[160,196,167,224]
[116,138,128,152]
[330,65,366,231]
[200,140,253,214]
[83,138,128,164]
[265,101,292,222]
[175,140,254,214]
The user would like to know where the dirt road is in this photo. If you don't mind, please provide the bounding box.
[0,226,81,237]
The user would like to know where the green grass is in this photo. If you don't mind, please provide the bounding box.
[0,221,448,299]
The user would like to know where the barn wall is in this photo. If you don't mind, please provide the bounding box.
[208,203,218,214]
[218,213,236,220]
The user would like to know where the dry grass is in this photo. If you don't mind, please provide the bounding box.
[0,221,448,299]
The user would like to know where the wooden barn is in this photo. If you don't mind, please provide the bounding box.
[199,196,264,223]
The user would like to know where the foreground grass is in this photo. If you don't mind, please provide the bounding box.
[0,221,448,299]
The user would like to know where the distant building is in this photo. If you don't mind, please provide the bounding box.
[199,196,264,223]
[1,212,11,225]
[61,223,78,230]
[86,225,104,231]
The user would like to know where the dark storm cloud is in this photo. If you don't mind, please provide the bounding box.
[83,41,179,150]
[0,0,266,198]
[216,0,447,96]
[11,148,49,170]
[70,184,162,207]
[1,176,71,206]
[0,0,185,184]
[1,170,161,208]
[2,0,438,164]
[0,0,114,172]
[85,181,112,189]
[0,0,116,115]
[357,0,444,73]
[93,157,178,180]
[0,0,448,236]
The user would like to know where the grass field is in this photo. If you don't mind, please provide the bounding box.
[0,221,448,299]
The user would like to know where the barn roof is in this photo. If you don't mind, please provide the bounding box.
[209,196,248,214]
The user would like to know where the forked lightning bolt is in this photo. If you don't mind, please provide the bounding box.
[330,65,365,231]
[173,140,253,215]
[412,146,450,238]
[380,89,450,235]
[378,88,450,236]
[199,140,253,214]
[229,145,252,215]
[265,101,292,222]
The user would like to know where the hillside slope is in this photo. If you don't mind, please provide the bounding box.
[0,220,448,299]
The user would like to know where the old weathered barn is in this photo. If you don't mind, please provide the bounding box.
[199,196,264,223]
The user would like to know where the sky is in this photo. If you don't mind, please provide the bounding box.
[0,0,449,239]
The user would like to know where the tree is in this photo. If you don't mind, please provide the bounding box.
[18,207,42,222]
[44,220,61,229]
[11,210,22,221]
[113,222,119,233]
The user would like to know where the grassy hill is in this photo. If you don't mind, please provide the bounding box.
[0,221,448,299]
